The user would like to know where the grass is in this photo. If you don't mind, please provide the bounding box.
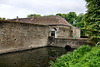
[50,45,100,67]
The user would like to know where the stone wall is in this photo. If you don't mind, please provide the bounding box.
[56,26,72,38]
[49,25,80,39]
[0,20,49,54]
[48,37,89,48]
[72,28,80,38]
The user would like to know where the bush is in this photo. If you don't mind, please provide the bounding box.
[96,49,100,56]
[72,45,91,59]
[73,45,91,55]
[51,45,100,67]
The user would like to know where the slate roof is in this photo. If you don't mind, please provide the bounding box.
[10,16,71,25]
[9,15,79,29]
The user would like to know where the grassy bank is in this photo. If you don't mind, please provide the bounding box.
[51,45,100,67]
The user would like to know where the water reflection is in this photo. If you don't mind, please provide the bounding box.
[0,47,73,67]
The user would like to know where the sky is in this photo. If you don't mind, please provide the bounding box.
[0,0,87,19]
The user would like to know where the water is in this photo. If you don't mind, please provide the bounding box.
[0,47,74,67]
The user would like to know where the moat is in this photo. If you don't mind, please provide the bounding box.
[0,47,74,67]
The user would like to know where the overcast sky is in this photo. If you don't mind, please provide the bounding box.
[0,0,87,19]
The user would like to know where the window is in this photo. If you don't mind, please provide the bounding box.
[51,31,55,36]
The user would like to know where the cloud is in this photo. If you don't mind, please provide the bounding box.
[0,0,87,19]
[0,4,34,19]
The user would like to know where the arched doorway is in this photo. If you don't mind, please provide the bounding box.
[51,28,57,37]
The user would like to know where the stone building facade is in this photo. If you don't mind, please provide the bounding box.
[0,15,82,54]
[11,15,80,39]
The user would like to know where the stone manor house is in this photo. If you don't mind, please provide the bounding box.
[0,15,87,54]
[11,15,80,39]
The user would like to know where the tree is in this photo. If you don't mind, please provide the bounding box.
[27,14,41,18]
[0,17,5,20]
[84,0,100,44]
[56,12,77,25]
[73,13,86,37]
[67,12,77,24]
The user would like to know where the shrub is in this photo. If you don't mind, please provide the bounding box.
[51,45,100,67]
[96,49,100,56]
[73,45,91,55]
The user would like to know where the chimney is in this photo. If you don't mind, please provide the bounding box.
[31,15,34,20]
[16,16,19,21]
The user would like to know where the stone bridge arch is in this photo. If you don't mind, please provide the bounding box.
[48,37,89,48]
[65,45,71,50]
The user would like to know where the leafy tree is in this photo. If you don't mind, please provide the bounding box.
[0,17,5,20]
[56,13,63,17]
[67,12,77,24]
[84,0,100,44]
[77,13,84,23]
[73,13,86,37]
[27,14,41,18]
[56,12,77,25]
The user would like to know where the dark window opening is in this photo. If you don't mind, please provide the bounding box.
[51,31,55,36]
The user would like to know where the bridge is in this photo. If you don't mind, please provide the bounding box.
[48,37,91,49]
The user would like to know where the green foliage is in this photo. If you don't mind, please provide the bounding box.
[56,12,77,25]
[73,45,91,55]
[51,45,100,67]
[0,17,5,20]
[27,14,41,18]
[96,49,100,56]
[73,13,86,37]
[84,0,100,44]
